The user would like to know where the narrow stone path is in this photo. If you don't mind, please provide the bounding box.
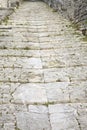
[0,1,87,130]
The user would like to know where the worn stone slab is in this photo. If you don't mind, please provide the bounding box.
[44,67,87,82]
[0,41,40,50]
[0,57,42,69]
[16,112,51,130]
[68,81,87,102]
[0,49,40,57]
[29,105,48,113]
[0,68,44,83]
[42,55,87,68]
[45,81,87,103]
[45,82,69,102]
[12,83,47,104]
[49,103,87,130]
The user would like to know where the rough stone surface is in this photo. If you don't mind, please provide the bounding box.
[0,0,22,8]
[0,8,13,23]
[0,1,87,130]
[0,0,7,7]
[43,0,87,26]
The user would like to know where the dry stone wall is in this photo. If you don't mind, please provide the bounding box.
[43,0,87,26]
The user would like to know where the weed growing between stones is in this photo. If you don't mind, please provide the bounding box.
[82,36,87,42]
[85,19,87,25]
[32,102,56,107]
[43,101,56,107]
[15,127,20,130]
[0,46,7,49]
[72,31,81,37]
[52,8,58,12]
[3,16,9,25]
[68,23,79,30]
[23,47,31,50]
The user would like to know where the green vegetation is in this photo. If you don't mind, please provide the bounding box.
[23,47,31,50]
[85,19,87,24]
[68,23,79,30]
[0,46,7,49]
[15,127,20,130]
[72,31,81,36]
[82,36,87,42]
[3,16,9,25]
[52,9,58,12]
[43,101,56,107]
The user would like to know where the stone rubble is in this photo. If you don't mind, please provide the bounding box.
[0,1,87,130]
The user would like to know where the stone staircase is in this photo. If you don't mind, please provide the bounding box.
[0,1,87,130]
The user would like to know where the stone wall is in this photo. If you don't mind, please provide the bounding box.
[43,0,87,26]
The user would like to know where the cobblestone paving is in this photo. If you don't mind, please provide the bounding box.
[0,1,87,130]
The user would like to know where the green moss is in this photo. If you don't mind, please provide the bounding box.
[82,36,87,42]
[15,127,20,130]
[85,19,87,24]
[3,16,9,25]
[34,102,38,105]
[33,102,56,107]
[0,46,7,49]
[72,31,81,36]
[52,9,58,12]
[68,23,79,30]
[0,112,2,117]
[23,47,31,50]
[43,101,55,107]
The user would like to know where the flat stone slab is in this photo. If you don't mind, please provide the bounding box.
[44,67,87,82]
[0,49,40,57]
[12,83,47,104]
[16,111,51,130]
[0,57,42,68]
[0,68,44,83]
[49,103,87,130]
[45,82,69,103]
[42,54,87,68]
[45,81,87,103]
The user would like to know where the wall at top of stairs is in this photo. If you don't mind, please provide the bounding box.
[43,0,87,28]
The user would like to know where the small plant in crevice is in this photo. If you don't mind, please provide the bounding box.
[43,101,56,107]
[23,47,31,50]
[68,23,79,30]
[3,16,9,25]
[0,46,7,49]
[15,127,20,130]
[82,36,87,42]
[52,9,58,12]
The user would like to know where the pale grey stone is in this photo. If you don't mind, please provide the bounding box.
[45,82,69,102]
[68,81,87,102]
[16,112,51,130]
[12,83,47,104]
[0,57,42,69]
[2,68,44,83]
[29,105,48,114]
[0,1,87,130]
[44,68,69,82]
[49,103,87,130]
